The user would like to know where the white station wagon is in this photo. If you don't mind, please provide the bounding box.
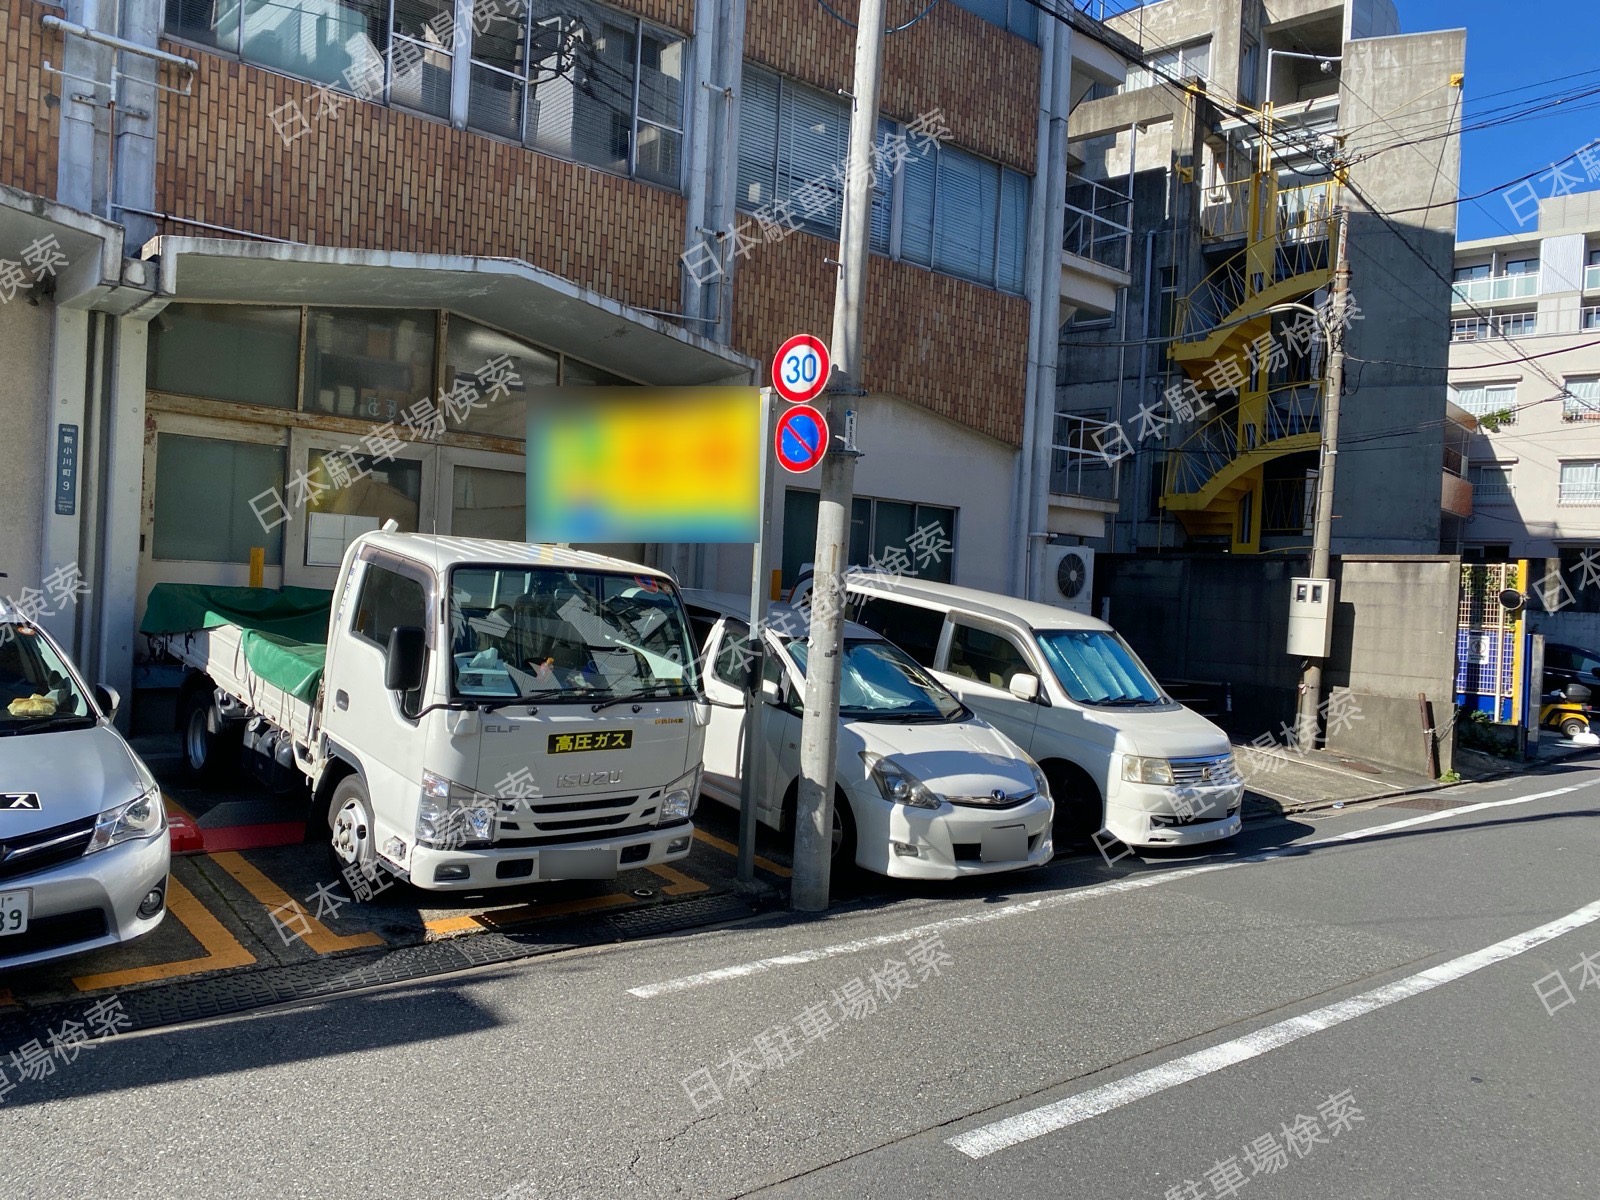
[685,593,1054,880]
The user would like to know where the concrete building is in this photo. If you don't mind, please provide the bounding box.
[1447,192,1600,642]
[0,0,1134,719]
[1051,0,1471,561]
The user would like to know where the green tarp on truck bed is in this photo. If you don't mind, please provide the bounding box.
[141,583,334,702]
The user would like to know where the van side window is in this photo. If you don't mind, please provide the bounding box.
[947,623,1032,690]
[352,563,428,647]
[854,597,943,667]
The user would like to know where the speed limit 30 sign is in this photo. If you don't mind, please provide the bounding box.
[771,334,831,404]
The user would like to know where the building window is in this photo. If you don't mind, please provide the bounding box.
[782,490,957,587]
[1503,257,1539,276]
[152,434,287,563]
[1583,305,1600,331]
[948,0,1037,41]
[1561,377,1600,422]
[1449,382,1517,424]
[736,68,892,250]
[1238,35,1260,104]
[468,0,685,185]
[1126,38,1211,91]
[737,67,1028,294]
[1558,460,1600,505]
[1452,263,1490,282]
[304,309,438,425]
[1467,462,1513,503]
[443,317,555,439]
[148,304,301,409]
[1450,313,1537,341]
[164,0,389,88]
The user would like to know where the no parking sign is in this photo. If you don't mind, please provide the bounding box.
[774,405,828,473]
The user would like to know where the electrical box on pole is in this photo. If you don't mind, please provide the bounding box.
[1287,577,1335,658]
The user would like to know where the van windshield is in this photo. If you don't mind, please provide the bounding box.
[448,568,699,702]
[1035,629,1168,707]
[786,638,964,722]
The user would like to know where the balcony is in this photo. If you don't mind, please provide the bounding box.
[1451,272,1538,306]
[1061,172,1132,314]
[1048,412,1121,538]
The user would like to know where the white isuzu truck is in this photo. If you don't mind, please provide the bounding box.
[141,531,707,890]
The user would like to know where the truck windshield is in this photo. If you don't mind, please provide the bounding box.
[448,568,699,703]
[785,638,964,723]
[0,625,96,735]
[1034,628,1169,707]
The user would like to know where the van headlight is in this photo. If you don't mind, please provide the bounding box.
[1121,755,1175,786]
[861,752,941,810]
[86,784,165,853]
[417,770,496,849]
[658,765,701,823]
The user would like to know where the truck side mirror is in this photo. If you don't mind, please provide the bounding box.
[385,626,427,692]
[1008,672,1041,702]
[759,676,783,705]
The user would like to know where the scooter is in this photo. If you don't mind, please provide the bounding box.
[1539,682,1599,740]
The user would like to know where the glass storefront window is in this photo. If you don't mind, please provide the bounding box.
[152,433,287,563]
[149,304,300,409]
[304,451,423,566]
[304,309,437,425]
[443,317,556,439]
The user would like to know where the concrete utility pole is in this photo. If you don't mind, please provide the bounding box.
[1296,202,1351,746]
[791,0,886,912]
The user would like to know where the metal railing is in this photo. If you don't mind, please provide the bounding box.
[1062,172,1133,273]
[1165,412,1240,497]
[1263,380,1324,442]
[1200,179,1252,241]
[1451,273,1538,305]
[1050,412,1121,501]
[1443,444,1465,477]
[1171,222,1332,343]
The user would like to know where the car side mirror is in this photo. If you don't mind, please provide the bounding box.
[1008,672,1041,702]
[94,684,120,721]
[385,626,427,692]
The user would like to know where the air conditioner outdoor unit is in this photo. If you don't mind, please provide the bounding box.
[1042,545,1094,614]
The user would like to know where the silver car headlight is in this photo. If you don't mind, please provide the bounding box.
[860,752,942,810]
[658,765,701,824]
[1121,755,1175,786]
[417,769,496,849]
[86,783,165,854]
[1025,756,1052,801]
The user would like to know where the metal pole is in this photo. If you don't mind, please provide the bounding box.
[737,389,780,882]
[791,0,886,912]
[1296,203,1349,745]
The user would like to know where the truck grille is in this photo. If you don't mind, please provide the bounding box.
[494,790,660,846]
[0,816,97,883]
[1168,755,1238,786]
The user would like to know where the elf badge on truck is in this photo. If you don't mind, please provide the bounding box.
[142,531,707,889]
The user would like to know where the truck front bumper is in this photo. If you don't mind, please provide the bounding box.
[397,820,695,890]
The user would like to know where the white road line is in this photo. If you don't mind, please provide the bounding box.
[946,896,1600,1159]
[627,778,1598,1000]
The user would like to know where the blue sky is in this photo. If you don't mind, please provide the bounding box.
[1399,0,1600,239]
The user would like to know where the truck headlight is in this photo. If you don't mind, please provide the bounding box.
[658,765,700,823]
[861,752,942,810]
[417,770,496,849]
[1121,755,1175,786]
[86,784,166,854]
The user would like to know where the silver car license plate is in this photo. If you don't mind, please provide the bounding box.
[0,889,32,937]
[980,825,1029,863]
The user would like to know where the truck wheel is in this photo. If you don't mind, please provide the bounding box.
[181,689,238,784]
[328,775,378,880]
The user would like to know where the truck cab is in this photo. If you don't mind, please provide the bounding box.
[318,534,707,890]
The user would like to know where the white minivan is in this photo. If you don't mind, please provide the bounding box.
[794,576,1243,850]
[683,592,1054,880]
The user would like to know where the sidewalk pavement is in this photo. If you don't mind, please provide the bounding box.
[1233,736,1598,819]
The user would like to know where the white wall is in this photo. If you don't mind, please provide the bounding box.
[0,301,50,602]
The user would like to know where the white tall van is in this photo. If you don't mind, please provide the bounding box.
[798,575,1243,849]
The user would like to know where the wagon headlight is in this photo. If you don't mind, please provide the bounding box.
[86,783,165,854]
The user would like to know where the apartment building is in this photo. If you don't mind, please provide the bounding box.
[1448,191,1600,636]
[0,0,1131,713]
[1051,0,1470,561]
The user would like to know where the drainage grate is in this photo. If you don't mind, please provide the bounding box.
[0,891,757,1045]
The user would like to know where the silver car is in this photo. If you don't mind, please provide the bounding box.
[1,608,170,971]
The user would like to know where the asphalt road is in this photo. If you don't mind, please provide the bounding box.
[3,762,1598,1200]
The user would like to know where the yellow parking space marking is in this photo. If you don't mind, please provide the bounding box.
[72,877,256,992]
[210,851,384,954]
[646,864,709,896]
[425,891,639,936]
[693,828,793,878]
